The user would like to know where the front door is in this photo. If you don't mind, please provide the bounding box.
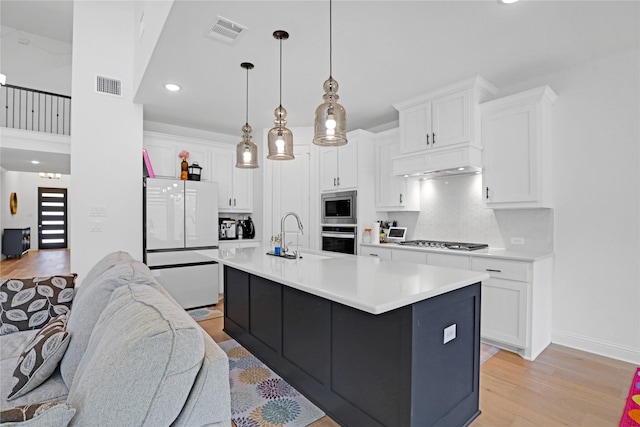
[38,187,68,249]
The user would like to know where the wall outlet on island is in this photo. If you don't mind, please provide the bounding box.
[443,324,456,344]
[510,237,525,245]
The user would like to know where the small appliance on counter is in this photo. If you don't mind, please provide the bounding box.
[387,227,407,243]
[219,218,237,239]
[238,216,256,239]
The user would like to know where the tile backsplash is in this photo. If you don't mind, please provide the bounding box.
[392,174,554,253]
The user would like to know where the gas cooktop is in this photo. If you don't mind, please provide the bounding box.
[398,240,489,251]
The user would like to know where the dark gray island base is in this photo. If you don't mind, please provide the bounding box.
[224,265,482,427]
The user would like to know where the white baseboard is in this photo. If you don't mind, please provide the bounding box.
[552,330,640,365]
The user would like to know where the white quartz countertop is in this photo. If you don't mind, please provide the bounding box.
[197,247,489,315]
[360,243,553,261]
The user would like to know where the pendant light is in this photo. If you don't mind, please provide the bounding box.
[267,30,294,160]
[313,0,347,146]
[236,62,259,168]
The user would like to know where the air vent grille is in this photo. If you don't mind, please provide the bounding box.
[96,76,122,96]
[205,16,247,44]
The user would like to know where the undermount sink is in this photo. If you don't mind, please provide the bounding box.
[265,251,331,261]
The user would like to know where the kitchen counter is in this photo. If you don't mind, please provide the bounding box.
[197,246,489,314]
[361,242,553,261]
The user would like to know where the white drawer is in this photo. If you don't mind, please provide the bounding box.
[471,257,530,282]
[360,246,393,261]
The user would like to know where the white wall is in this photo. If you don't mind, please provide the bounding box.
[1,171,71,255]
[0,25,72,95]
[70,1,144,281]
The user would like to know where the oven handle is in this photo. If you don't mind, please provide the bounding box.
[321,232,356,239]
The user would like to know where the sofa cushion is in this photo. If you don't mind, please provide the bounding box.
[60,258,159,387]
[74,251,132,298]
[171,330,231,427]
[0,275,76,336]
[0,332,68,410]
[66,284,204,427]
[7,314,70,400]
[0,402,75,426]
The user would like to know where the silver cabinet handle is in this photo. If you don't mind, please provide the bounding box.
[400,193,403,204]
[233,198,236,206]
[337,177,340,186]
[486,187,490,200]
[426,133,430,145]
[486,269,502,273]
[432,132,436,145]
[369,253,379,257]
[334,177,337,187]
[229,198,232,206]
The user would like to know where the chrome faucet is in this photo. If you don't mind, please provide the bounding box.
[280,212,304,255]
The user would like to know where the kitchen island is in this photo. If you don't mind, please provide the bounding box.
[198,247,490,427]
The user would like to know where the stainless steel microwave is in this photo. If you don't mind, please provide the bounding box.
[321,190,357,224]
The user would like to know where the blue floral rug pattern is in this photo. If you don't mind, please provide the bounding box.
[218,339,325,427]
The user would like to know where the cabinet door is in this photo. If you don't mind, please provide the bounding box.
[483,103,539,206]
[399,103,431,154]
[431,89,471,148]
[231,167,253,212]
[391,249,427,264]
[211,150,234,211]
[427,253,470,270]
[360,245,392,260]
[480,278,527,347]
[145,143,177,178]
[375,139,407,209]
[181,145,210,182]
[319,148,339,192]
[337,143,358,190]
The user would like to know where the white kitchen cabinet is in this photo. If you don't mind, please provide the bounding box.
[211,150,253,212]
[374,128,420,211]
[394,76,496,156]
[143,132,211,181]
[471,256,552,361]
[481,86,557,208]
[144,142,177,178]
[391,248,427,264]
[360,245,392,260]
[319,140,358,192]
[428,253,470,270]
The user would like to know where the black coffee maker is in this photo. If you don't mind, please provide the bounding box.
[240,216,255,239]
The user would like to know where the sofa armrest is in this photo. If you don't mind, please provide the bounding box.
[171,331,231,427]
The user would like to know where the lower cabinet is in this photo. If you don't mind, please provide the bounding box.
[2,228,31,258]
[224,266,482,427]
[359,245,392,260]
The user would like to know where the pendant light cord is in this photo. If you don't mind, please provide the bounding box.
[329,0,333,79]
[245,66,249,124]
[279,37,283,108]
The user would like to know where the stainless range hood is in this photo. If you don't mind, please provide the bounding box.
[416,166,482,179]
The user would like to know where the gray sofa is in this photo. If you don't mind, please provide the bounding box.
[0,251,231,426]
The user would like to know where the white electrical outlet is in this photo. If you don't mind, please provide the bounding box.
[511,237,525,245]
[90,205,108,217]
[89,220,104,232]
[443,324,456,344]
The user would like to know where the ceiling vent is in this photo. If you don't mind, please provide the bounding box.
[95,75,122,96]
[204,16,247,44]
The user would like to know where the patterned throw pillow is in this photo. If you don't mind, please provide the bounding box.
[0,402,75,426]
[0,274,77,335]
[7,313,71,400]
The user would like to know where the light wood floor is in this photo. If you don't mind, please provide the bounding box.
[3,250,636,427]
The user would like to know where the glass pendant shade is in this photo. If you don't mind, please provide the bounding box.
[313,77,347,146]
[236,62,259,168]
[267,30,294,160]
[236,123,259,168]
[267,106,294,160]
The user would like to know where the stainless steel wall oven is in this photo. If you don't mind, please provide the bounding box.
[321,225,357,255]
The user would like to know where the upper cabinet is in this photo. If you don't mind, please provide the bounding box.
[391,76,496,176]
[144,131,253,213]
[319,137,359,193]
[481,86,557,209]
[211,150,253,212]
[374,128,419,211]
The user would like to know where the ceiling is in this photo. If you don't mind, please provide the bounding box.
[1,0,638,173]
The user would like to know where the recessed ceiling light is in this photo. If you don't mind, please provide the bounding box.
[31,160,40,164]
[164,83,181,92]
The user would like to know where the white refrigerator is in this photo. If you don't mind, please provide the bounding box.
[143,178,219,309]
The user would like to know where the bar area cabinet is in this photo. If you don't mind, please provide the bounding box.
[2,227,31,258]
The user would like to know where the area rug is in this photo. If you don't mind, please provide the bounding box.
[619,367,640,427]
[480,343,500,364]
[218,339,325,427]
[186,305,223,321]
